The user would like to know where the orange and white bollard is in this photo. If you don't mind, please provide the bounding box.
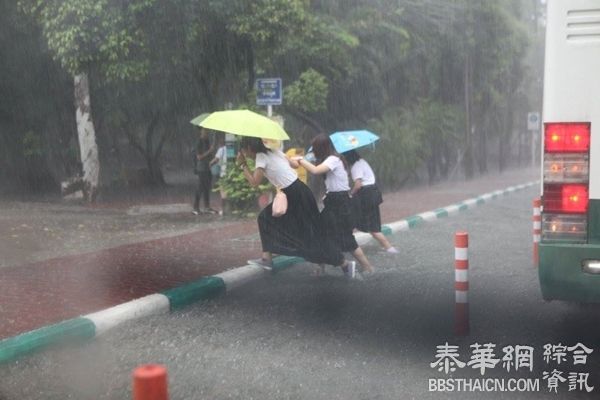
[133,364,169,400]
[454,232,469,336]
[533,198,541,267]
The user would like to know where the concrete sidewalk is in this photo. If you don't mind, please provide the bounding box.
[0,168,538,340]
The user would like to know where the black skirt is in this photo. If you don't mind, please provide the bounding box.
[353,185,383,233]
[321,191,358,252]
[257,179,344,266]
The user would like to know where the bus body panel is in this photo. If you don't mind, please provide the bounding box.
[539,0,600,301]
[543,0,600,199]
[590,200,600,243]
[539,242,600,301]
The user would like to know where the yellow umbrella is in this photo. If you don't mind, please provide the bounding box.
[189,113,210,126]
[199,110,290,140]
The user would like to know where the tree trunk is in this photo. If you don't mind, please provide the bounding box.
[145,156,165,186]
[283,106,324,140]
[463,52,474,179]
[74,72,100,202]
[500,99,514,172]
[440,142,451,180]
[477,121,488,174]
[246,40,255,93]
[144,113,166,186]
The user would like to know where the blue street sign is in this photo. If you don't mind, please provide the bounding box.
[256,78,282,106]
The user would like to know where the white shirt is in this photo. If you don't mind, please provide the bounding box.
[322,155,350,192]
[350,159,376,186]
[215,146,227,177]
[255,150,297,189]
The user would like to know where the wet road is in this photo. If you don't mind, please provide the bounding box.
[3,186,600,399]
[0,168,537,339]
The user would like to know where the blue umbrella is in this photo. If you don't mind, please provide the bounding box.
[329,130,379,153]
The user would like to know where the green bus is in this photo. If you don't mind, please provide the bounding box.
[538,0,600,302]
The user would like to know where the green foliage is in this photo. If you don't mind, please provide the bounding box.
[368,108,423,187]
[229,0,308,46]
[285,69,328,113]
[215,160,272,214]
[368,100,462,187]
[410,99,462,160]
[272,14,358,83]
[22,131,44,158]
[306,2,411,124]
[3,0,538,193]
[19,0,154,79]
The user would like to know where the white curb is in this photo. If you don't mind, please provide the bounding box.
[215,265,265,292]
[85,294,170,336]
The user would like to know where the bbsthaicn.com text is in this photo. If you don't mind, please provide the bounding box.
[429,378,540,392]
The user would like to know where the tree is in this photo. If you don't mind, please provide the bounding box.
[19,0,154,201]
[5,0,535,196]
[395,0,531,179]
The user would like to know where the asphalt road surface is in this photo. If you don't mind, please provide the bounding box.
[2,186,600,400]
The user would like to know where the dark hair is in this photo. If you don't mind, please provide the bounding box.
[343,149,361,166]
[311,133,337,164]
[199,127,209,136]
[240,137,270,154]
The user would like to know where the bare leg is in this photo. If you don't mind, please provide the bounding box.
[371,232,393,250]
[219,188,227,214]
[311,263,327,276]
[351,247,374,273]
[262,251,272,263]
[337,259,351,276]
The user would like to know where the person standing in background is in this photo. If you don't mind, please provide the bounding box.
[193,127,216,214]
[344,149,398,253]
[210,134,228,215]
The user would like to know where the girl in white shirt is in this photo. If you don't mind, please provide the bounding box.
[236,137,355,273]
[344,149,398,253]
[295,134,374,275]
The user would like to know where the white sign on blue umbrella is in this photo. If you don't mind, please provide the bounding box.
[330,130,380,153]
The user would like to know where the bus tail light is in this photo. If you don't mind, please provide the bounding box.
[542,122,590,243]
[542,214,587,243]
[543,153,589,183]
[544,123,590,153]
[543,184,589,214]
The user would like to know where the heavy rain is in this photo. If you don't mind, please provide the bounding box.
[2,0,600,399]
